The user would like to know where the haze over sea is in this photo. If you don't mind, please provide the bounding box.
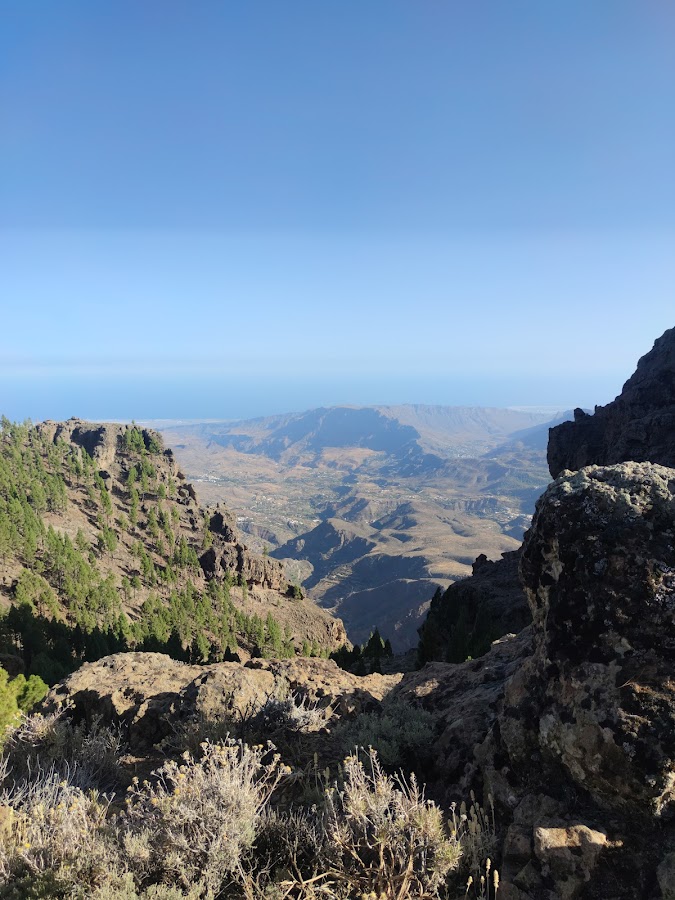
[1,372,626,425]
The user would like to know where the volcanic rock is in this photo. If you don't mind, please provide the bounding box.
[548,327,675,478]
[45,652,400,753]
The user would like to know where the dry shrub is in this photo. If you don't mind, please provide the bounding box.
[121,740,283,892]
[89,873,204,899]
[239,807,330,899]
[244,694,327,735]
[451,792,497,880]
[333,696,435,772]
[3,712,125,792]
[0,723,487,900]
[0,765,117,889]
[240,750,462,900]
[324,749,462,899]
[162,692,328,765]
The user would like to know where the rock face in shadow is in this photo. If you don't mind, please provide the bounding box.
[513,463,675,814]
[473,461,675,898]
[417,550,530,664]
[400,460,675,896]
[548,327,675,478]
[391,629,532,801]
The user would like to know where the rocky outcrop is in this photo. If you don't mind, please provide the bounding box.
[510,463,675,815]
[200,541,288,592]
[391,629,531,800]
[395,458,675,896]
[37,418,171,474]
[548,327,675,478]
[45,652,400,753]
[470,461,675,898]
[417,550,530,663]
[45,652,205,750]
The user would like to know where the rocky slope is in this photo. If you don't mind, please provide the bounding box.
[548,327,675,477]
[0,418,346,683]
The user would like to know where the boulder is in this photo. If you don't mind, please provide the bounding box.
[517,462,675,817]
[44,652,205,750]
[533,825,607,899]
[45,652,400,753]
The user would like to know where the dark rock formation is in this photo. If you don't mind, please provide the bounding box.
[200,540,288,592]
[514,463,675,816]
[548,327,675,478]
[417,550,530,664]
[391,628,531,800]
[471,461,675,897]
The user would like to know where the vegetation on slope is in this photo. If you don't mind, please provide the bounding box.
[0,700,497,899]
[0,419,331,694]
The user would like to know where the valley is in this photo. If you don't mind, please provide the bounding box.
[160,405,568,650]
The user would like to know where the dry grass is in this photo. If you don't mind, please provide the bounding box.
[3,711,126,792]
[0,713,496,899]
[323,749,462,899]
[0,764,117,889]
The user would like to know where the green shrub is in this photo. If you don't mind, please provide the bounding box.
[333,695,436,771]
[0,670,48,744]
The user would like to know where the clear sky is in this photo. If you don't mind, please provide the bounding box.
[1,1,674,421]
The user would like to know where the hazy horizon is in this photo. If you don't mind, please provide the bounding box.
[1,370,626,425]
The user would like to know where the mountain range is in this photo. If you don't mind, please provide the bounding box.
[160,404,571,649]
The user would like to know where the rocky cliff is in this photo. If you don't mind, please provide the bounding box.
[548,327,675,477]
[0,418,346,676]
[417,549,529,664]
[37,418,293,597]
[480,461,675,897]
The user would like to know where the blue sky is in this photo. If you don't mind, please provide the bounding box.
[1,2,674,420]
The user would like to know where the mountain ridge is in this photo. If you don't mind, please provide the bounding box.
[0,417,346,687]
[161,404,566,648]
